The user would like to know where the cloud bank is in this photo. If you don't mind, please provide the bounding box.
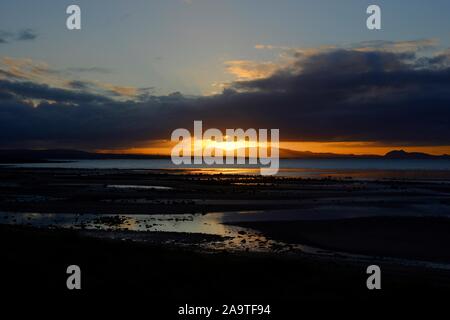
[1,40,450,149]
[0,29,38,44]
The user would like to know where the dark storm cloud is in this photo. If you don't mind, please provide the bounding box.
[223,50,450,144]
[16,29,38,41]
[0,80,112,104]
[0,29,38,44]
[67,80,91,90]
[1,48,450,149]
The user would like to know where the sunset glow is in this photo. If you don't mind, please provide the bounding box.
[98,141,450,157]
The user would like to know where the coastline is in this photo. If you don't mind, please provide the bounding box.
[2,166,450,300]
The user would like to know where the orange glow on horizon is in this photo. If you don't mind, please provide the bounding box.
[97,140,450,156]
[280,142,450,156]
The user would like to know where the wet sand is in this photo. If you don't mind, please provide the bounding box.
[2,224,450,303]
[231,216,450,263]
[2,167,450,304]
[1,167,450,214]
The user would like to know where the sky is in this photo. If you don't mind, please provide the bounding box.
[1,0,450,154]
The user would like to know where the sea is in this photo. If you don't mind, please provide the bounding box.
[4,158,450,180]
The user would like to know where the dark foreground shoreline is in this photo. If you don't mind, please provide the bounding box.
[2,224,450,302]
[232,216,450,263]
[2,167,450,309]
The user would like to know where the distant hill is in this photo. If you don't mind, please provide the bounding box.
[0,148,449,163]
[0,149,166,163]
[384,150,450,159]
[234,147,450,159]
[281,149,450,159]
[277,148,378,159]
[224,147,379,159]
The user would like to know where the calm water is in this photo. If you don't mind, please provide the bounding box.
[2,209,450,269]
[6,158,450,179]
[0,211,283,252]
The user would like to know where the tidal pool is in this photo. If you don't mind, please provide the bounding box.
[0,211,288,252]
[2,210,450,271]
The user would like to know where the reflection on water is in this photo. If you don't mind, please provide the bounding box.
[0,211,285,252]
[2,210,450,270]
[7,158,450,180]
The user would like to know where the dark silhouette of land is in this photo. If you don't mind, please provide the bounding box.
[1,148,449,163]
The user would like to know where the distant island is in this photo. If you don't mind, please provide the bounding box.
[279,148,450,160]
[0,148,449,164]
